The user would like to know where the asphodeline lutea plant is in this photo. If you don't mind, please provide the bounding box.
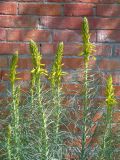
[29,40,47,104]
[49,42,66,91]
[29,40,48,160]
[79,17,96,160]
[8,52,21,160]
[80,17,96,66]
[99,75,117,160]
[49,42,66,155]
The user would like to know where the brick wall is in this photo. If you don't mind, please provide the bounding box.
[0,0,120,102]
[0,1,120,158]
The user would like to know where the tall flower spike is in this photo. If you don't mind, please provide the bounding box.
[80,17,96,63]
[9,51,19,86]
[106,75,117,107]
[30,40,47,77]
[49,42,66,89]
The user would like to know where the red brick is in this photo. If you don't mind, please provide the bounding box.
[64,44,81,55]
[18,0,44,1]
[18,58,51,69]
[40,16,98,30]
[0,15,38,28]
[18,71,31,81]
[0,29,6,41]
[64,4,94,16]
[0,2,17,15]
[111,72,120,85]
[95,44,112,56]
[0,70,9,81]
[99,59,120,70]
[97,4,120,16]
[97,30,120,42]
[40,17,83,29]
[63,83,82,95]
[7,29,51,42]
[98,0,119,3]
[18,58,32,69]
[0,83,6,92]
[63,57,82,69]
[0,43,28,54]
[115,45,120,56]
[47,0,64,1]
[53,30,96,42]
[63,57,96,69]
[114,86,120,97]
[41,44,54,55]
[19,4,61,16]
[41,43,82,56]
[47,0,118,3]
[76,0,98,2]
[91,18,120,29]
[0,58,8,67]
[113,112,120,123]
[41,43,110,57]
[48,0,98,2]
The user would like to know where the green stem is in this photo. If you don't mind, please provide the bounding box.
[55,88,61,141]
[37,78,48,160]
[81,62,89,160]
[12,84,20,160]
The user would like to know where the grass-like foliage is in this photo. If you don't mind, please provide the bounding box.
[98,75,117,160]
[0,17,118,160]
[80,17,96,160]
[7,52,21,160]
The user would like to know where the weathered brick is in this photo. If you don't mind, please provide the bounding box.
[97,4,120,16]
[98,0,119,3]
[41,44,54,55]
[99,59,120,70]
[112,72,120,85]
[64,4,95,16]
[41,43,111,57]
[0,2,17,14]
[48,0,98,2]
[0,29,6,41]
[0,70,9,81]
[18,58,32,69]
[91,18,120,29]
[19,4,61,16]
[0,15,38,28]
[18,71,31,81]
[7,29,51,42]
[113,112,120,123]
[95,44,112,56]
[0,43,28,54]
[0,58,8,67]
[0,83,6,92]
[115,45,120,56]
[53,30,96,42]
[114,86,120,97]
[63,57,96,69]
[97,30,120,42]
[40,17,83,29]
[18,58,51,69]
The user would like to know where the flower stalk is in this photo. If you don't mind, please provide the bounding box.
[49,42,66,158]
[29,40,48,159]
[99,75,117,160]
[9,52,21,160]
[80,17,96,160]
